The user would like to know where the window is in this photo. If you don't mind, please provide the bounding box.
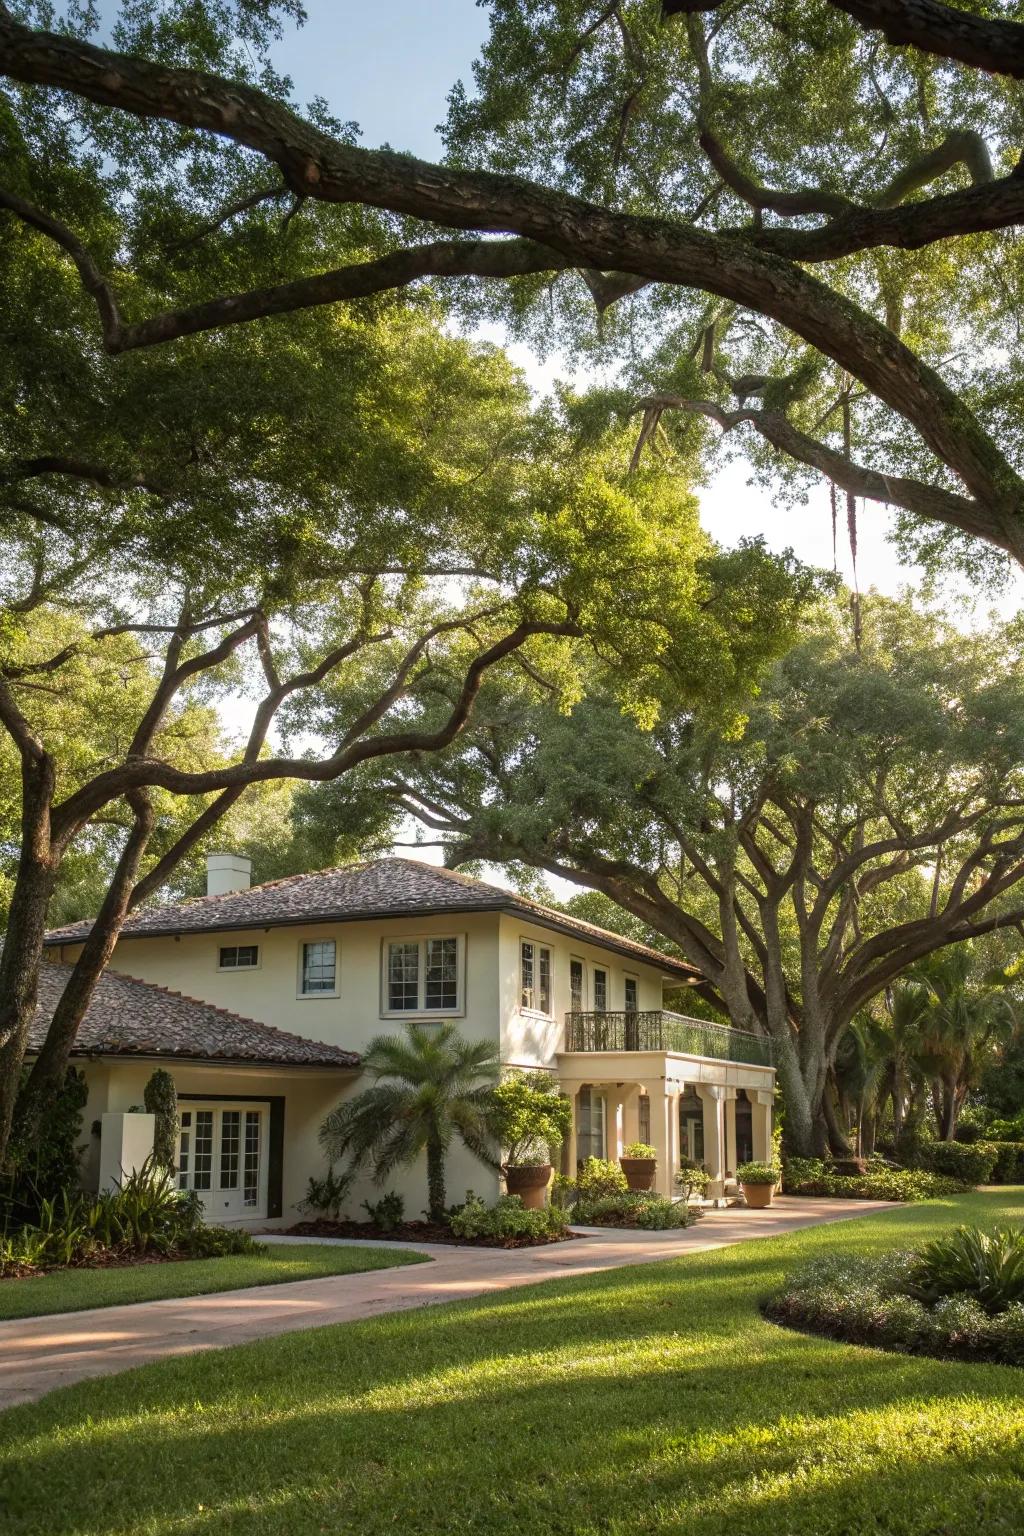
[178,1110,191,1191]
[593,968,608,1012]
[624,976,638,1012]
[193,1109,213,1191]
[521,940,552,1014]
[218,943,259,970]
[384,937,461,1013]
[569,957,584,1012]
[301,939,337,995]
[243,1111,261,1208]
[638,1094,651,1146]
[220,1110,240,1190]
[577,1087,606,1162]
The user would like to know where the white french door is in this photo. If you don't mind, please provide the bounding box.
[177,1102,269,1223]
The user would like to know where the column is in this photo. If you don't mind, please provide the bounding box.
[698,1085,726,1199]
[621,1085,642,1148]
[751,1088,774,1163]
[643,1078,673,1196]
[606,1088,624,1162]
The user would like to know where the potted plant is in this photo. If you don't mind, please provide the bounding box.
[676,1162,711,1202]
[736,1160,780,1209]
[620,1141,658,1191]
[490,1072,572,1210]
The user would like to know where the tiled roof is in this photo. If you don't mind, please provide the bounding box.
[29,961,360,1069]
[44,857,697,979]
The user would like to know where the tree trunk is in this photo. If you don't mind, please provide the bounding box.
[822,1086,854,1156]
[0,755,58,1166]
[13,795,155,1151]
[426,1135,446,1221]
[772,1032,820,1156]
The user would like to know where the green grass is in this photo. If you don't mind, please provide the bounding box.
[0,1242,426,1320]
[3,1191,1024,1535]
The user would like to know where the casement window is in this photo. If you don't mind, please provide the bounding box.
[384,937,461,1014]
[218,943,259,971]
[577,1087,606,1162]
[300,939,337,995]
[569,957,585,1012]
[520,939,552,1015]
[177,1104,267,1220]
[624,976,638,1012]
[593,968,608,1012]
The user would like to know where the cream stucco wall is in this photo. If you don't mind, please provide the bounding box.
[498,912,668,1069]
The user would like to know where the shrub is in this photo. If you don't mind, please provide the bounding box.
[914,1141,997,1185]
[676,1166,711,1200]
[361,1191,405,1231]
[989,1111,1024,1141]
[2,1066,89,1220]
[783,1156,827,1185]
[906,1226,1024,1314]
[143,1069,179,1172]
[448,1193,568,1241]
[181,1225,264,1258]
[736,1160,779,1186]
[622,1142,657,1160]
[983,1140,1024,1184]
[490,1072,571,1166]
[765,1235,1024,1366]
[301,1166,352,1219]
[785,1166,968,1202]
[572,1192,696,1230]
[575,1157,628,1199]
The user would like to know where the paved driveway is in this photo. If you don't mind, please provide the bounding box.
[0,1196,891,1409]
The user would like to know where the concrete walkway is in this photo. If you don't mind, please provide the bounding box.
[0,1196,890,1409]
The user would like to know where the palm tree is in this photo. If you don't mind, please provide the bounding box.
[320,1022,500,1220]
[909,948,1018,1141]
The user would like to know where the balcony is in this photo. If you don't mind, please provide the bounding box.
[564,1009,773,1068]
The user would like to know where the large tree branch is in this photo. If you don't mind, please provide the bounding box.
[633,396,1010,554]
[832,0,1024,79]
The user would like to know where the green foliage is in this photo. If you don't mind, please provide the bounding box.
[3,1065,87,1214]
[765,1249,1024,1367]
[447,1193,568,1242]
[143,1069,179,1173]
[676,1165,711,1200]
[907,1227,1024,1315]
[179,1225,263,1259]
[489,1072,571,1166]
[915,1141,998,1185]
[572,1192,696,1230]
[986,1143,1024,1185]
[622,1142,657,1160]
[736,1161,779,1186]
[574,1157,628,1200]
[784,1165,969,1203]
[361,1192,405,1233]
[319,1023,500,1220]
[300,1166,352,1221]
[989,1113,1024,1141]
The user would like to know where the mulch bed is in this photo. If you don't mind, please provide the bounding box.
[282,1217,584,1249]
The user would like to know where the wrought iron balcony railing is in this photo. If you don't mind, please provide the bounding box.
[564,1009,773,1067]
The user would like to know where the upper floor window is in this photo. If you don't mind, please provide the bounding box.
[301,940,337,995]
[521,940,552,1015]
[219,943,259,971]
[624,976,638,1012]
[593,968,608,1012]
[385,937,460,1013]
[569,957,584,1012]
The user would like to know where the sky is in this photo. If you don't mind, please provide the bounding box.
[232,2,1023,889]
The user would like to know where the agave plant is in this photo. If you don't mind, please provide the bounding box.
[907,1225,1024,1315]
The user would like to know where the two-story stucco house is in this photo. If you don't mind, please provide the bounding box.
[36,856,775,1224]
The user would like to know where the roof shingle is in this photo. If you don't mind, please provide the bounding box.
[44,857,696,978]
[30,962,359,1069]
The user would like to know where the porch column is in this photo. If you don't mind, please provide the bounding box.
[751,1088,774,1163]
[621,1085,642,1148]
[724,1092,738,1180]
[607,1088,625,1162]
[698,1085,727,1199]
[642,1078,673,1196]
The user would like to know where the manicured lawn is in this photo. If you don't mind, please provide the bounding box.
[0,1243,426,1321]
[3,1191,1024,1535]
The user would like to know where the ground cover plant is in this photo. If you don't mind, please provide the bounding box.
[0,1243,425,1323]
[3,1189,1024,1535]
[288,1190,578,1249]
[765,1225,1024,1367]
[783,1156,971,1203]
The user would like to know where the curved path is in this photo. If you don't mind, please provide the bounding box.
[0,1196,890,1409]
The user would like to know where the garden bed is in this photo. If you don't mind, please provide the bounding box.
[283,1217,583,1248]
[1,1248,198,1283]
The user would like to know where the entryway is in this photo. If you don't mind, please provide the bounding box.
[176,1101,269,1222]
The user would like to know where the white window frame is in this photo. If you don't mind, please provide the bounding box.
[519,937,553,1018]
[296,936,339,999]
[217,941,261,973]
[624,974,639,1011]
[593,966,609,1013]
[380,934,465,1018]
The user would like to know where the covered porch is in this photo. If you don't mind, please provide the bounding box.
[557,1013,776,1198]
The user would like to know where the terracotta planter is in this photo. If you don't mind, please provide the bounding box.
[504,1163,552,1209]
[742,1181,776,1209]
[620,1156,657,1192]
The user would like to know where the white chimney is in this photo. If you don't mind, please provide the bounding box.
[206,853,252,897]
